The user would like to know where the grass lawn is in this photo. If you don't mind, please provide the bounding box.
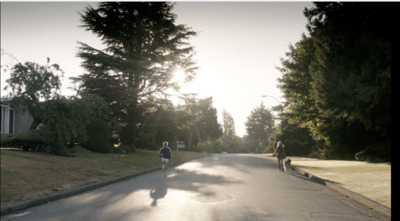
[287,156,391,208]
[0,146,208,207]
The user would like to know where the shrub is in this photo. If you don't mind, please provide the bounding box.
[263,145,275,154]
[137,132,156,150]
[211,138,223,153]
[355,143,391,162]
[0,129,53,152]
[195,142,208,153]
[85,118,111,153]
[119,125,136,152]
[39,94,116,154]
[308,146,329,160]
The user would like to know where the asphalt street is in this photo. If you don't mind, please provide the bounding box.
[1,154,390,221]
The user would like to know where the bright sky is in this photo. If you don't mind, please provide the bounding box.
[1,1,314,137]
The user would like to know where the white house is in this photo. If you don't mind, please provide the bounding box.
[1,99,34,136]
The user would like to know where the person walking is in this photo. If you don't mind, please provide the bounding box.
[274,141,286,172]
[158,141,172,177]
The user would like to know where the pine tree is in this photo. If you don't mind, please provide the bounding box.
[73,2,197,148]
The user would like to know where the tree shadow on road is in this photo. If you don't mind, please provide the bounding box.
[46,165,243,220]
[17,154,278,220]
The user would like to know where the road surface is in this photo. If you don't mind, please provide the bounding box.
[1,154,388,220]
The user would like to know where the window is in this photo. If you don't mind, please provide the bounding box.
[1,104,14,135]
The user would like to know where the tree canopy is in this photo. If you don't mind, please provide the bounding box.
[135,96,222,151]
[277,2,391,160]
[304,2,391,137]
[73,2,198,148]
[4,60,63,130]
[245,103,274,152]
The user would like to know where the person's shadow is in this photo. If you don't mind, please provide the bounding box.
[150,178,168,207]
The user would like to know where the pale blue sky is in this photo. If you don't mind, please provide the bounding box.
[1,1,314,137]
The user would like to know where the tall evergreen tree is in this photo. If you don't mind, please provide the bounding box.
[174,96,222,151]
[222,110,236,151]
[222,109,236,137]
[245,103,274,152]
[277,35,319,136]
[278,2,391,159]
[304,2,391,138]
[73,2,197,148]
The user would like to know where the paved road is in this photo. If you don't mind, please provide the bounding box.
[1,154,389,221]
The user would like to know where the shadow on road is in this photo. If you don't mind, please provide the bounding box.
[49,162,243,220]
[150,178,167,207]
[198,153,278,172]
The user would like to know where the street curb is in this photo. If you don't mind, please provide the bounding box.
[0,155,208,217]
[0,167,158,216]
[292,166,391,219]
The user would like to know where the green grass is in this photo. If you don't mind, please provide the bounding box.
[288,156,391,208]
[0,146,208,207]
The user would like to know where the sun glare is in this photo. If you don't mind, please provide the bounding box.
[172,68,186,83]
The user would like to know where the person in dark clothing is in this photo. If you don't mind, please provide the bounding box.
[274,141,286,172]
[158,141,172,177]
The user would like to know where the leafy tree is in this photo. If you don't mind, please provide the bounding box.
[73,2,198,149]
[40,94,114,155]
[277,35,326,153]
[266,119,315,156]
[228,135,245,153]
[277,3,391,159]
[222,110,236,152]
[140,100,177,149]
[278,34,387,158]
[173,96,222,152]
[134,96,222,152]
[85,117,112,153]
[3,59,63,130]
[278,35,316,128]
[196,97,222,141]
[222,109,235,137]
[304,2,391,138]
[245,103,274,153]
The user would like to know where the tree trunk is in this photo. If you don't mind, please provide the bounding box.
[29,119,41,130]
